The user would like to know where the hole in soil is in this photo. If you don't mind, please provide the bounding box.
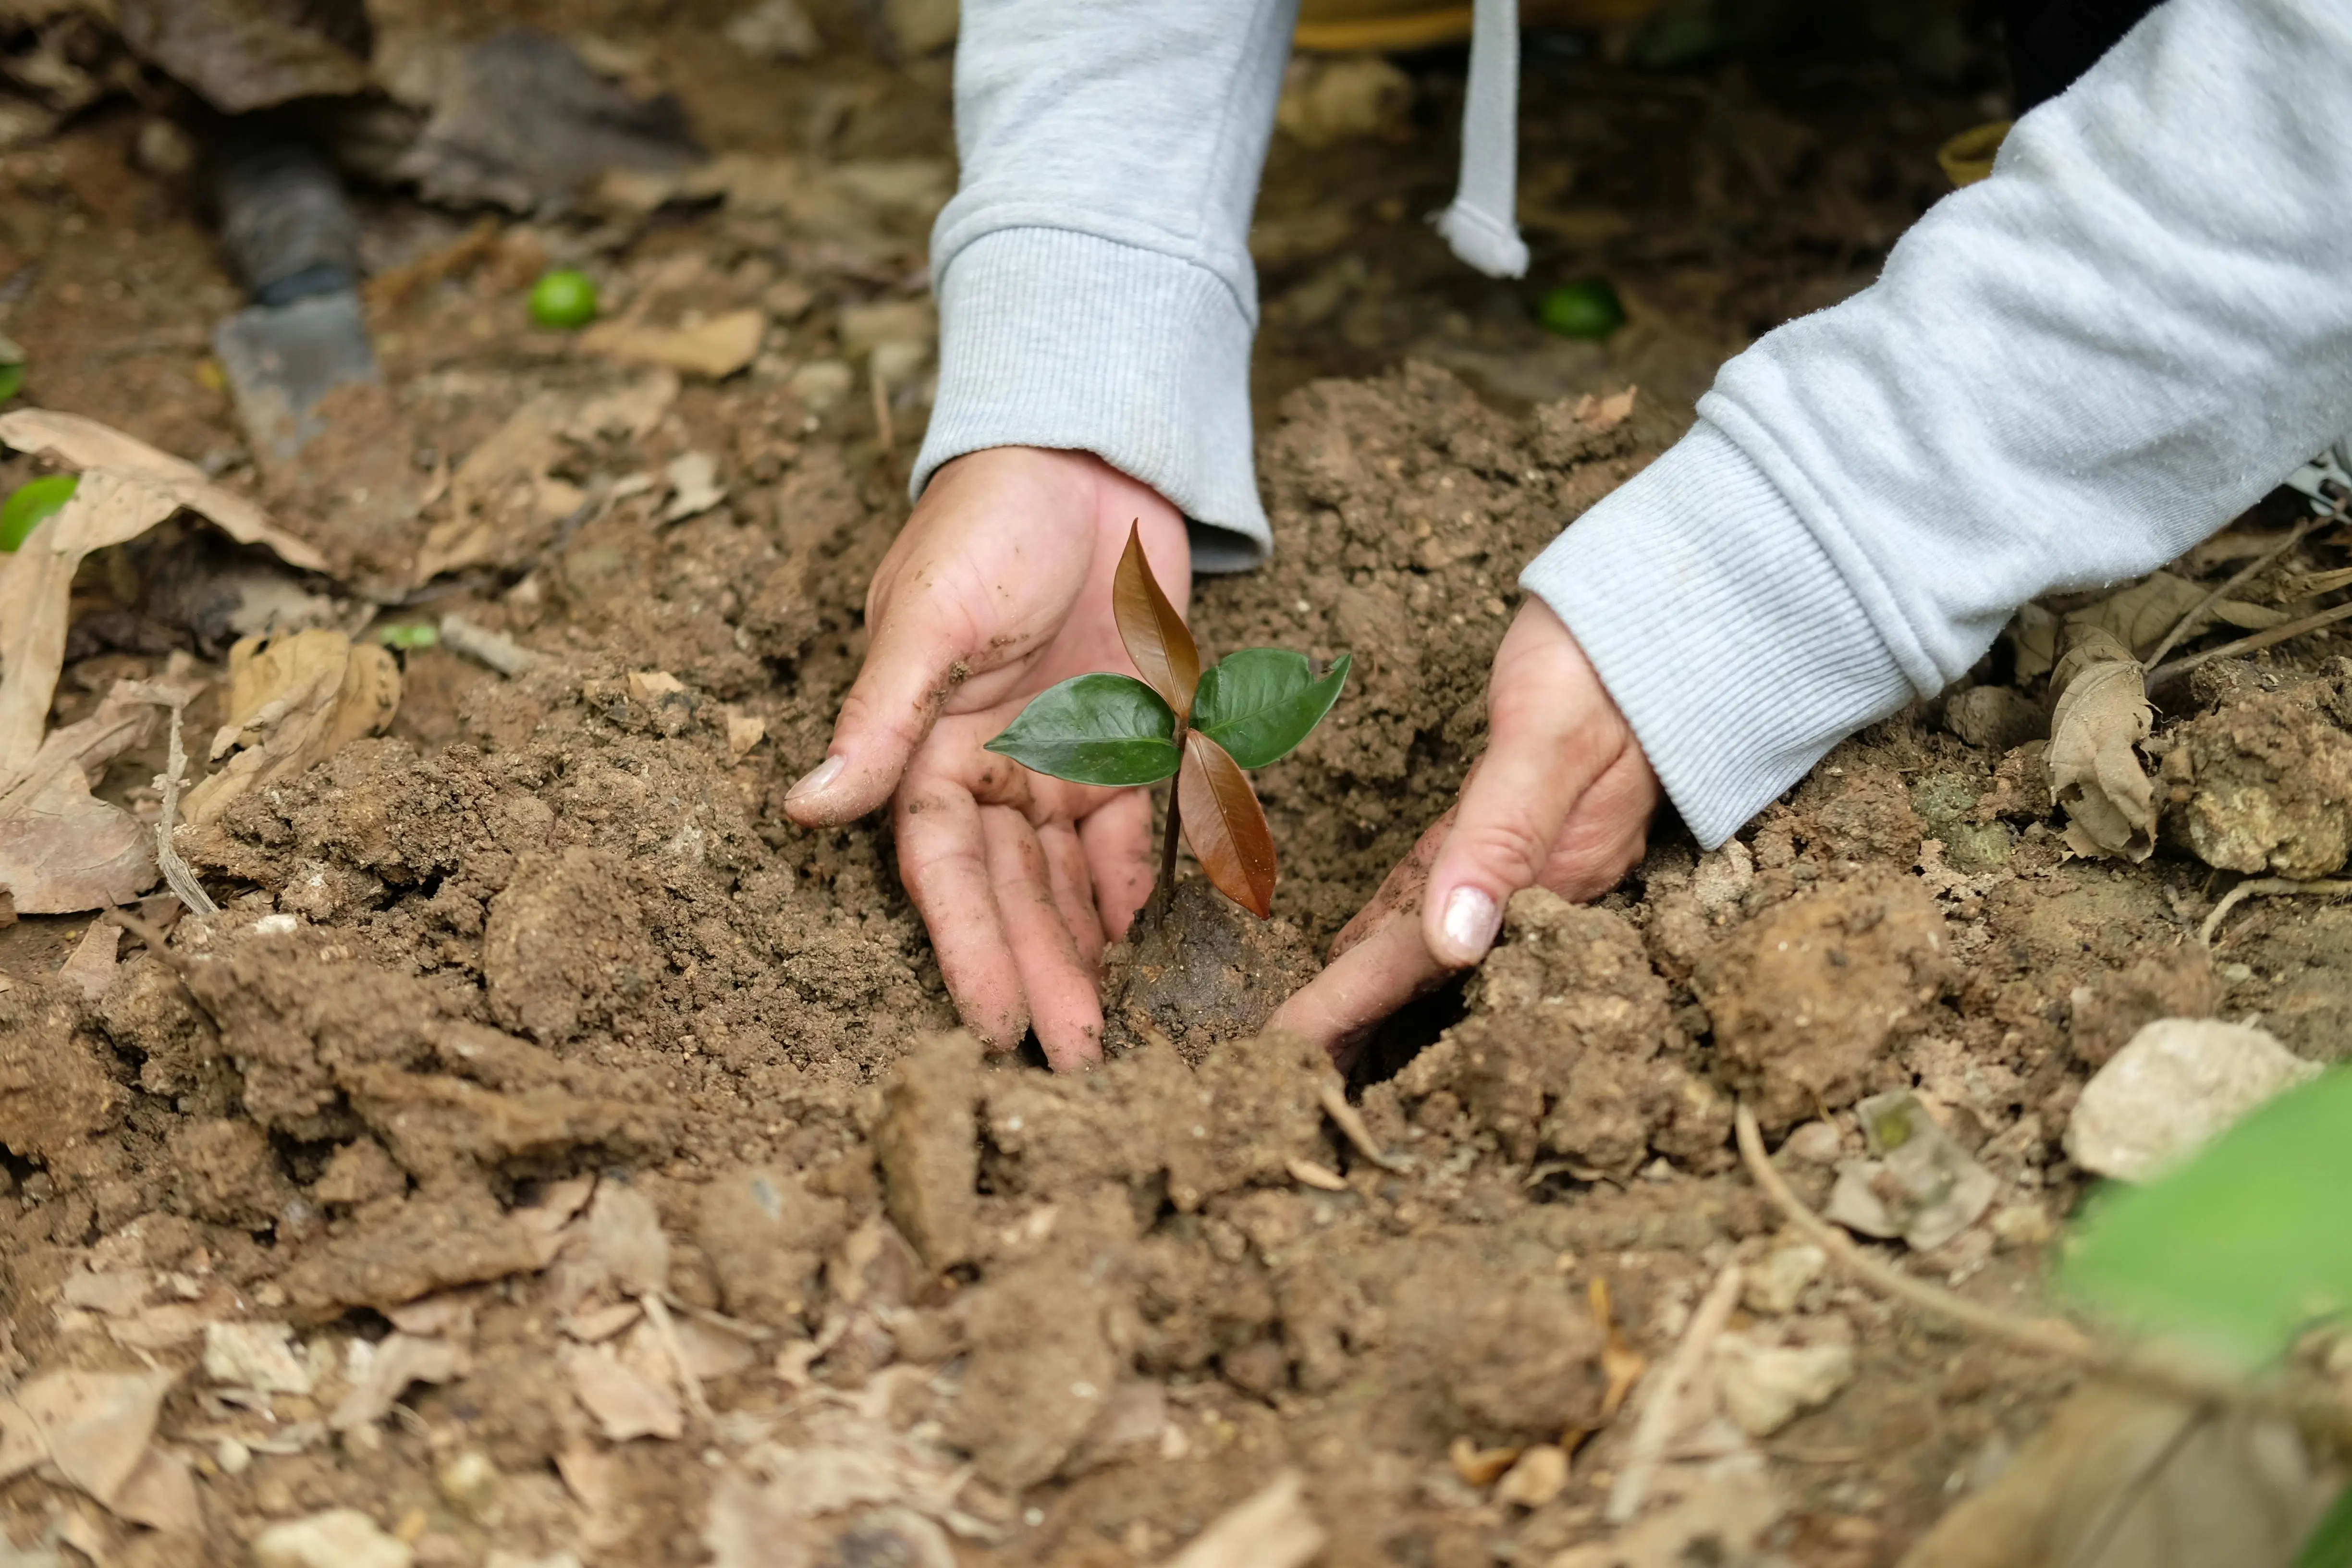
[1346,971,1470,1093]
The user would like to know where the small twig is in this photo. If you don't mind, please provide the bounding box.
[119,681,218,918]
[2147,598,2352,688]
[2199,877,2352,945]
[439,614,540,677]
[2145,512,2321,668]
[1733,1104,2352,1446]
[1605,1260,1743,1524]
[638,1291,712,1425]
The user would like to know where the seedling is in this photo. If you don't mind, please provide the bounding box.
[985,523,1348,921]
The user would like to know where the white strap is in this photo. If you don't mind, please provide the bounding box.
[1434,0,1529,279]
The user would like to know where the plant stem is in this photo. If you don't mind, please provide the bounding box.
[1148,724,1188,930]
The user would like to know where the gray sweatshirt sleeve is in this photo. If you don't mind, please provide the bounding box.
[912,0,1300,572]
[1524,0,2352,847]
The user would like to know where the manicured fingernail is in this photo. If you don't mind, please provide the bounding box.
[785,755,845,803]
[1440,886,1501,964]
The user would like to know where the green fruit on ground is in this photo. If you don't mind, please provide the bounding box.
[528,269,600,331]
[1537,278,1627,340]
[0,473,77,551]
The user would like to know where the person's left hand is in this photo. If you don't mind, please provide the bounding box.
[1269,599,1662,1066]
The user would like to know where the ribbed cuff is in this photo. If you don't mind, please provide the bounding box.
[1520,421,1917,848]
[914,226,1271,571]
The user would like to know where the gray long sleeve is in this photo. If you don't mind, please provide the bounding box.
[913,0,1300,572]
[1525,0,2352,844]
[922,0,2352,850]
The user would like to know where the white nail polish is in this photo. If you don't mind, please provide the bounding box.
[1441,886,1501,962]
[786,755,845,801]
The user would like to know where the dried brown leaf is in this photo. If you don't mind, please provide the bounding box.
[1178,732,1276,918]
[2048,627,2156,862]
[1449,1434,1521,1488]
[580,309,766,380]
[57,921,119,1002]
[0,680,164,912]
[178,630,401,827]
[1114,521,1199,718]
[110,1444,200,1533]
[581,1180,670,1297]
[0,1368,177,1508]
[328,1332,468,1432]
[562,1342,683,1442]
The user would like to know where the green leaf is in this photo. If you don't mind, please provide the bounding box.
[0,361,22,404]
[2295,1485,2352,1568]
[2060,1069,2352,1368]
[1190,649,1350,770]
[985,673,1180,787]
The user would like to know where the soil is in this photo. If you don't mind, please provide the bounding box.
[2,6,2350,1568]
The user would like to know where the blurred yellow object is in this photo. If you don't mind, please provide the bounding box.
[1295,0,1667,52]
[1937,120,2012,187]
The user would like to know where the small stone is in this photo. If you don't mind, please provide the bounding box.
[435,1449,500,1523]
[2066,1017,2321,1182]
[1780,1121,1844,1165]
[1713,1333,1855,1437]
[253,1509,414,1568]
[1744,1243,1827,1315]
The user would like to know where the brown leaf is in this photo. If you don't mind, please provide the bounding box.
[0,680,164,913]
[1162,1470,1326,1568]
[0,1368,178,1508]
[110,1444,200,1533]
[563,1342,683,1442]
[329,1331,469,1432]
[580,309,767,380]
[179,629,401,827]
[1178,732,1276,918]
[2048,627,2156,862]
[1114,521,1199,718]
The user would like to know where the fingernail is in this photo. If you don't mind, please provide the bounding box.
[1439,886,1501,964]
[785,755,845,803]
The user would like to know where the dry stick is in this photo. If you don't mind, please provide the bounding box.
[2144,511,2321,669]
[638,1291,713,1425]
[2146,598,2352,688]
[1605,1260,1744,1524]
[870,357,895,453]
[2200,877,2352,946]
[150,694,219,918]
[1733,1104,2352,1446]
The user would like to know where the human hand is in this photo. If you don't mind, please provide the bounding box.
[1269,599,1660,1066]
[782,446,1189,1069]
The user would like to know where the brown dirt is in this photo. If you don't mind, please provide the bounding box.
[3,9,2351,1568]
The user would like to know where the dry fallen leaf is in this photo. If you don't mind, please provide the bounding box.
[580,1181,670,1297]
[414,372,677,580]
[203,1321,314,1396]
[0,1368,178,1509]
[581,309,765,380]
[56,921,120,1001]
[329,1333,469,1433]
[2014,572,2290,679]
[1450,1434,1521,1488]
[178,629,400,827]
[563,1342,683,1442]
[110,1444,200,1533]
[0,680,164,912]
[2048,626,2157,861]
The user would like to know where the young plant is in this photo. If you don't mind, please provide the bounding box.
[985,522,1348,920]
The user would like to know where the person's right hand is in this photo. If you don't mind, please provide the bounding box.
[781,446,1192,1070]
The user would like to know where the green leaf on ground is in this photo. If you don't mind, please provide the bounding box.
[2294,1485,2352,1568]
[986,673,1180,787]
[1191,649,1349,770]
[0,473,77,551]
[0,363,21,404]
[2060,1068,2352,1368]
